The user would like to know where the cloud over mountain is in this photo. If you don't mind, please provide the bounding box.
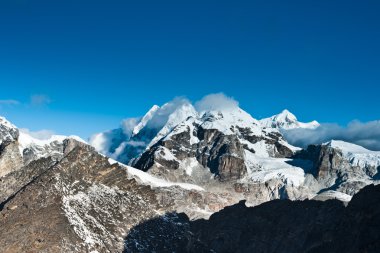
[283,120,380,151]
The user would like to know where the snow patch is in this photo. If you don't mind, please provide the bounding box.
[243,150,306,187]
[108,158,204,191]
[327,140,380,168]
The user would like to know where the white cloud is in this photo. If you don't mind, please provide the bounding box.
[19,128,55,140]
[0,99,20,106]
[30,94,51,106]
[146,97,191,129]
[283,120,380,151]
[121,117,140,137]
[195,93,239,112]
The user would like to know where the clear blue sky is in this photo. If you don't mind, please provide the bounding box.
[0,0,379,138]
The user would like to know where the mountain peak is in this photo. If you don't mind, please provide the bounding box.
[260,110,319,130]
[132,105,160,136]
[276,109,298,122]
[0,116,17,129]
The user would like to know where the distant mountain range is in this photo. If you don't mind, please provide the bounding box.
[0,100,379,252]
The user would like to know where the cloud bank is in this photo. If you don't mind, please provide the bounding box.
[283,120,380,151]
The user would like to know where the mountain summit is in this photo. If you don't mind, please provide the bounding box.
[260,109,320,130]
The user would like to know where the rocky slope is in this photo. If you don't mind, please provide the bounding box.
[295,140,380,196]
[0,117,237,252]
[124,184,380,253]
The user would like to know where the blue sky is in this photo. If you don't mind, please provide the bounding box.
[0,0,379,139]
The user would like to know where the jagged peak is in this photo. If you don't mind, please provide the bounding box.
[276,109,297,122]
[132,105,160,136]
[0,116,17,129]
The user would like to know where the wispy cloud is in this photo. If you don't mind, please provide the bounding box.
[0,99,20,106]
[19,128,55,140]
[30,94,51,106]
[283,120,380,151]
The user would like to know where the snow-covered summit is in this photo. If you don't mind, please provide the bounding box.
[260,109,319,130]
[132,105,160,136]
[325,140,380,169]
[90,98,285,165]
[147,102,198,148]
[199,107,262,136]
[0,115,85,163]
[0,116,19,145]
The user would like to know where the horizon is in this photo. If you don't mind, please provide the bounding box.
[0,0,379,139]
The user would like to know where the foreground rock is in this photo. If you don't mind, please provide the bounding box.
[124,184,380,253]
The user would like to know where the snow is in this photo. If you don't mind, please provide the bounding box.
[132,105,160,136]
[163,117,200,145]
[108,158,204,191]
[260,109,319,130]
[148,103,198,148]
[243,150,306,187]
[18,130,86,157]
[155,146,178,161]
[179,158,200,176]
[0,116,16,129]
[315,190,352,202]
[327,140,380,168]
[60,182,127,251]
[18,131,85,148]
[200,107,262,136]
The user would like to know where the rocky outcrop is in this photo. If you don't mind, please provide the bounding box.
[124,184,380,253]
[294,141,380,195]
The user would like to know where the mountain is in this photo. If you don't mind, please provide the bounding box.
[0,116,222,252]
[89,99,197,164]
[90,100,378,204]
[0,103,379,252]
[260,109,320,130]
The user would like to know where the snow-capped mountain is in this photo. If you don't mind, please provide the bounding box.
[88,97,379,213]
[260,109,320,130]
[0,115,245,252]
[0,116,87,178]
[91,100,303,185]
[89,98,197,164]
[1,105,379,252]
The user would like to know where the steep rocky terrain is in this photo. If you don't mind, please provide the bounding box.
[91,99,379,204]
[296,140,380,196]
[1,102,379,253]
[0,117,235,252]
[124,184,380,253]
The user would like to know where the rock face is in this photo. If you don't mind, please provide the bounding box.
[295,140,380,195]
[132,107,297,183]
[124,184,380,253]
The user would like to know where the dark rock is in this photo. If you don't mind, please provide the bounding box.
[124,184,380,253]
